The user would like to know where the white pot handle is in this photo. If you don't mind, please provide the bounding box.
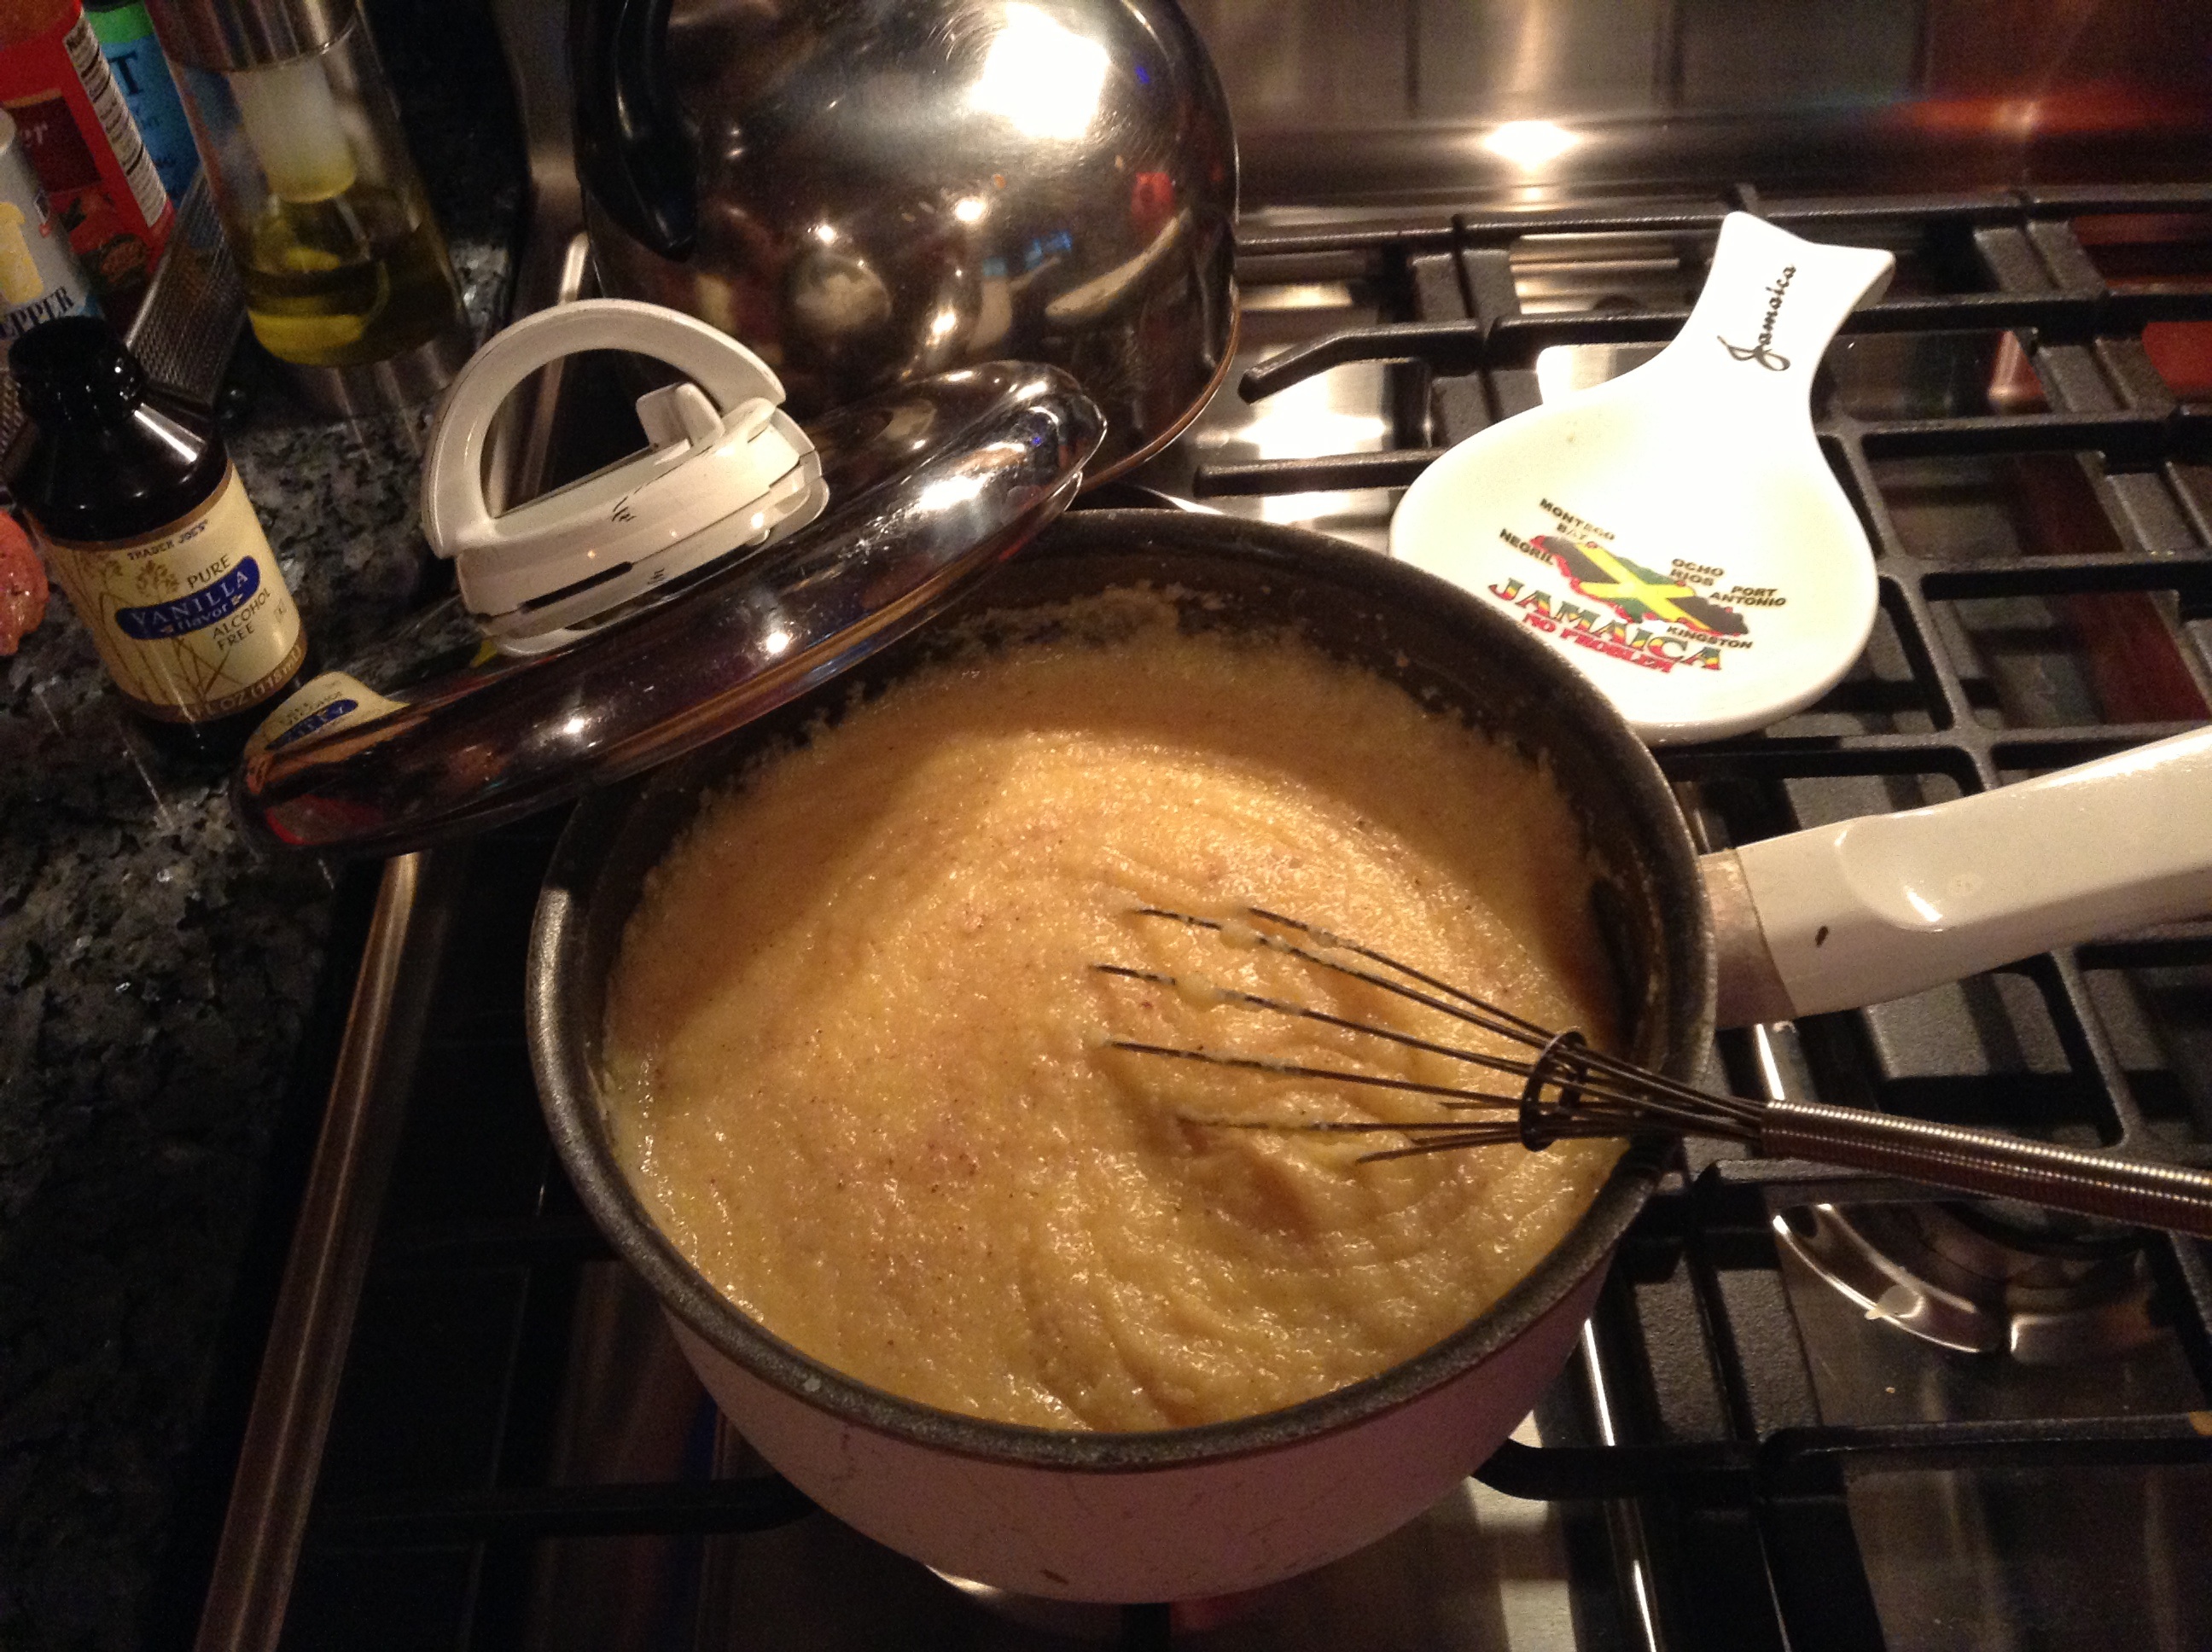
[1712,725,2212,1025]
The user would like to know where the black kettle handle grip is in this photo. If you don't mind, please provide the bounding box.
[570,0,696,259]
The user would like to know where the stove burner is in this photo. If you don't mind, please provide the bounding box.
[1774,1201,2163,1364]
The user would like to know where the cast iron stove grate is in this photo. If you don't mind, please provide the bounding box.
[231,185,2212,1652]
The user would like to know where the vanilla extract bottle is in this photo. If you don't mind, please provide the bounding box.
[9,314,307,758]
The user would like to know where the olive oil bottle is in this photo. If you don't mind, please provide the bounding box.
[145,0,467,409]
[9,314,308,758]
[217,38,462,370]
[239,183,459,368]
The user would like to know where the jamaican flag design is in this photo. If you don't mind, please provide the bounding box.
[1529,534,1749,637]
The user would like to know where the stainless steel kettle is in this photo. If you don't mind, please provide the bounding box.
[571,0,1238,481]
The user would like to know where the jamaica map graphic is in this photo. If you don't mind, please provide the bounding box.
[1527,534,1749,637]
[1486,498,1786,675]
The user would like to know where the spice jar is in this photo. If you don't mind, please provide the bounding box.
[0,103,98,337]
[0,0,173,309]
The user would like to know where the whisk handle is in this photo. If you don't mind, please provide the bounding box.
[1759,1099,2212,1240]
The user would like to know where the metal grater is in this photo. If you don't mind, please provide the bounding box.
[124,173,246,403]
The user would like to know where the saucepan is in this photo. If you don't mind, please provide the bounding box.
[527,509,2212,1603]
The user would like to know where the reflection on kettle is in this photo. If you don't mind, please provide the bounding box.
[570,0,1239,481]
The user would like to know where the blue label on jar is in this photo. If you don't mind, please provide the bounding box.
[115,557,259,639]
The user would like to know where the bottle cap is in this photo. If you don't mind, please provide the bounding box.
[141,0,352,72]
[9,317,147,429]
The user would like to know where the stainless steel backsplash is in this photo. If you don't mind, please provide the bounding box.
[1181,0,2212,202]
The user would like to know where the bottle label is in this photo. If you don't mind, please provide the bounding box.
[0,3,172,303]
[38,464,306,722]
[242,670,404,772]
[0,115,97,335]
[84,3,198,205]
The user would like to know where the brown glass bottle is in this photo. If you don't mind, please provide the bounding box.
[9,314,307,759]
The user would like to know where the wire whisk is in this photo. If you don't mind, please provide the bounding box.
[1093,906,2212,1240]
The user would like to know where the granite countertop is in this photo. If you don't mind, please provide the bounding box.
[0,5,524,1644]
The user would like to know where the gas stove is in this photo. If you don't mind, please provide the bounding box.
[193,7,2212,1650]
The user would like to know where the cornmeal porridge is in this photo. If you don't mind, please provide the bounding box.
[602,596,1620,1430]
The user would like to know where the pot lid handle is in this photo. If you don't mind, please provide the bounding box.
[422,300,792,554]
[235,362,1106,856]
[422,300,831,652]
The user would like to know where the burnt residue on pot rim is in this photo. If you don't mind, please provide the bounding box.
[527,511,1713,1471]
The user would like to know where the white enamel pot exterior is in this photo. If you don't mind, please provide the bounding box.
[668,1263,1607,1599]
[527,511,1713,1602]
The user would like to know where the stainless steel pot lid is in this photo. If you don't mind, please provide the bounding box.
[233,359,1106,856]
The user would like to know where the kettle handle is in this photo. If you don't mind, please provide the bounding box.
[571,0,696,259]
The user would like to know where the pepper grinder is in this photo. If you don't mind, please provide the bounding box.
[144,0,469,414]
